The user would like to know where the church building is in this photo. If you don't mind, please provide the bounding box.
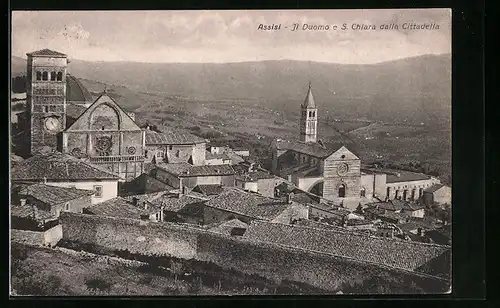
[270,83,444,210]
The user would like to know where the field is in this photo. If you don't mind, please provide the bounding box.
[10,243,329,296]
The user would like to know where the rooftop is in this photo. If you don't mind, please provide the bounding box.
[156,163,235,177]
[20,184,94,205]
[26,49,67,57]
[424,184,446,193]
[66,75,94,103]
[209,218,249,235]
[11,152,121,181]
[193,184,224,196]
[66,103,88,120]
[205,151,231,161]
[274,139,336,158]
[11,205,56,222]
[85,197,161,219]
[149,194,207,212]
[302,83,316,108]
[203,188,292,221]
[145,129,205,146]
[243,220,450,272]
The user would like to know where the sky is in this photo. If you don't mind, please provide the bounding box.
[11,9,451,64]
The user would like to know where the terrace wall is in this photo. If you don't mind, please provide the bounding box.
[11,224,63,247]
[59,213,449,293]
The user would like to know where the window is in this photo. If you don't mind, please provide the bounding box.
[360,187,366,197]
[65,203,70,211]
[169,145,173,150]
[50,71,56,81]
[57,72,63,81]
[176,150,180,157]
[157,151,164,158]
[42,71,48,81]
[44,106,49,113]
[36,71,42,81]
[94,185,103,198]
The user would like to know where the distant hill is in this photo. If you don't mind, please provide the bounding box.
[11,54,451,125]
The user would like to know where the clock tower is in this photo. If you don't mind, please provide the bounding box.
[299,82,318,143]
[26,49,68,155]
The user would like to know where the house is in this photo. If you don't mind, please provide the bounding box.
[83,197,164,222]
[152,162,235,190]
[119,173,176,196]
[11,204,58,231]
[308,203,350,222]
[234,167,284,197]
[11,152,120,204]
[426,225,452,245]
[205,151,232,165]
[201,188,308,225]
[15,183,94,217]
[423,184,452,206]
[231,147,250,157]
[148,192,208,224]
[144,127,207,165]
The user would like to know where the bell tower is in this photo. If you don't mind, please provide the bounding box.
[299,82,318,143]
[26,49,68,155]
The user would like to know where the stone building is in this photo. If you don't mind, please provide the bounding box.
[11,152,120,204]
[144,126,207,165]
[18,49,145,181]
[270,83,445,210]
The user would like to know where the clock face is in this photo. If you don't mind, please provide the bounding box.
[337,162,349,176]
[44,117,61,132]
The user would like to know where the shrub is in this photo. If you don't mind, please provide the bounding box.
[85,277,112,293]
[188,276,203,294]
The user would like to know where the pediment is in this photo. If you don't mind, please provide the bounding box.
[65,94,140,131]
[326,146,359,161]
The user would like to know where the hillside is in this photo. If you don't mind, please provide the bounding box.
[11,54,451,126]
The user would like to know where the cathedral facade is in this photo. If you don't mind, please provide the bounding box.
[21,49,145,181]
[270,83,443,210]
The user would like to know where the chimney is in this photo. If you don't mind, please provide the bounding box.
[342,216,347,228]
[32,205,39,221]
[286,192,294,204]
[182,186,187,195]
[20,198,26,206]
[132,197,138,206]
[143,202,148,210]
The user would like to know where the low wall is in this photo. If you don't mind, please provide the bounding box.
[60,213,199,259]
[11,225,62,247]
[59,213,449,293]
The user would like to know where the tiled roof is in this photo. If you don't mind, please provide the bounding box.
[156,163,235,177]
[20,184,94,205]
[383,169,432,183]
[145,129,205,145]
[205,151,231,160]
[11,205,56,221]
[11,152,121,181]
[236,170,275,182]
[149,194,207,212]
[66,75,94,103]
[294,218,346,232]
[209,218,248,235]
[193,184,224,196]
[274,139,336,158]
[66,103,88,120]
[424,184,445,193]
[121,191,170,203]
[244,220,450,272]
[26,49,67,57]
[203,188,291,221]
[309,203,349,216]
[85,197,161,219]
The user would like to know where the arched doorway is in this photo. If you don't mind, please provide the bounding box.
[411,188,416,200]
[395,189,400,199]
[386,187,391,200]
[338,184,346,198]
[403,190,408,201]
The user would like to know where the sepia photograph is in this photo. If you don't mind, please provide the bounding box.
[9,9,452,296]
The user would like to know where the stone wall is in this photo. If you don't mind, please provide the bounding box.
[59,212,449,293]
[11,224,62,247]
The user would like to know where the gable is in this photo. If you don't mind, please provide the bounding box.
[325,146,359,161]
[65,94,141,131]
